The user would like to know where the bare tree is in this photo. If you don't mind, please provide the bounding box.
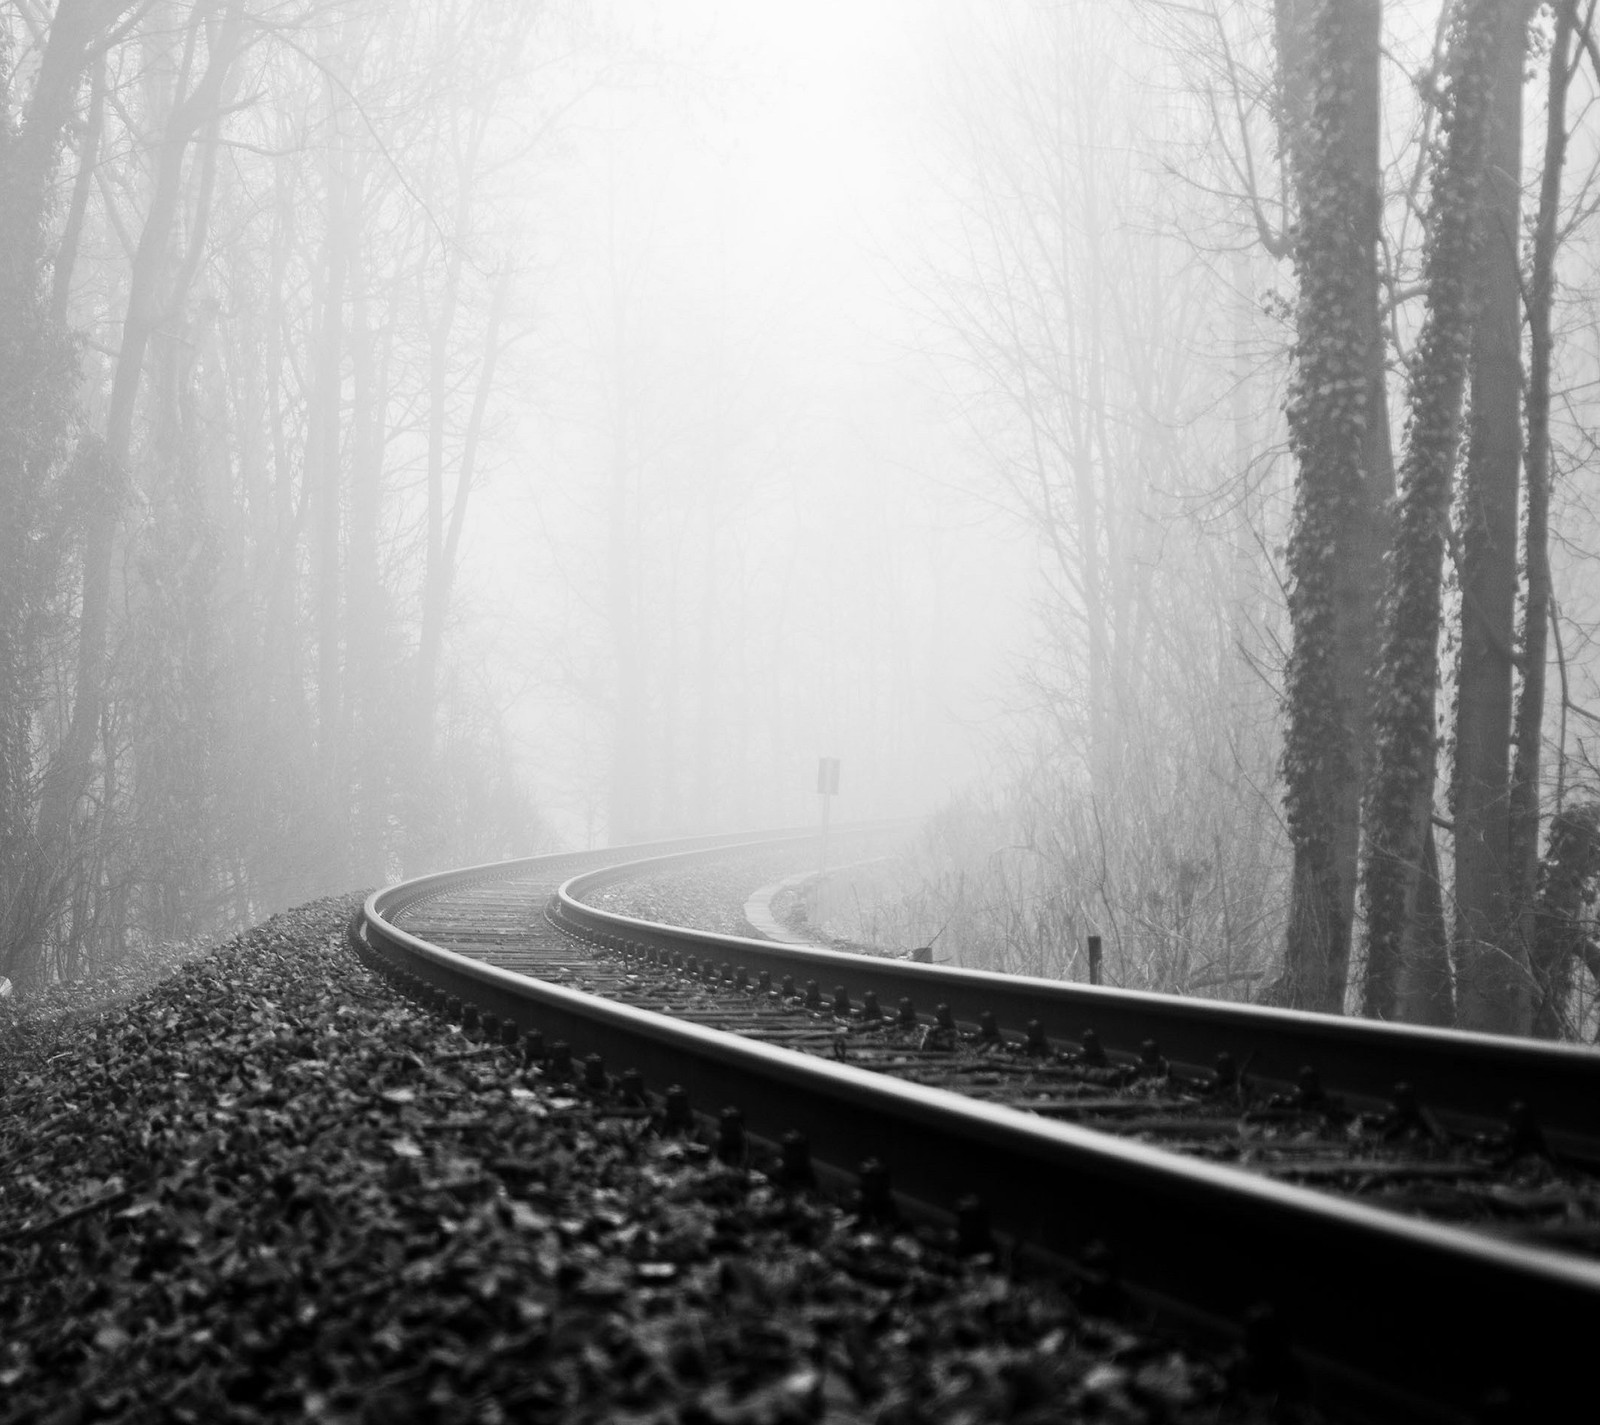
[0,0,130,979]
[1,0,569,982]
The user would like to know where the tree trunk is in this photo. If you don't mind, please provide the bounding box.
[1273,0,1391,1012]
[607,370,649,845]
[0,0,124,981]
[1528,804,1600,1038]
[414,240,464,773]
[601,150,650,846]
[1396,822,1455,1023]
[4,0,118,280]
[414,260,506,762]
[346,205,395,887]
[1361,0,1519,1020]
[310,108,349,888]
[48,46,105,325]
[1509,0,1577,986]
[1449,4,1530,1033]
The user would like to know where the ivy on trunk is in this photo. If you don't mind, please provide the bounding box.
[1360,0,1520,1021]
[1274,0,1390,1013]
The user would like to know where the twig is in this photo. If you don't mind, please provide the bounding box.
[0,1188,133,1247]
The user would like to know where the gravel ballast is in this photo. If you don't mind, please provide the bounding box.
[1,894,1323,1423]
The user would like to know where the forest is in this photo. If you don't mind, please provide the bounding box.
[4,0,1600,1041]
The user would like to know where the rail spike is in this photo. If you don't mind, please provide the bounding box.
[1078,1028,1108,1067]
[717,1107,746,1163]
[855,1159,896,1225]
[778,1130,814,1188]
[663,1084,693,1132]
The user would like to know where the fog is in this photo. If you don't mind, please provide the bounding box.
[457,0,1268,841]
[459,0,1034,840]
[7,1,1600,1034]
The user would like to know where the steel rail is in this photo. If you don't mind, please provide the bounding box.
[553,848,1600,1164]
[373,826,825,924]
[363,845,1600,1421]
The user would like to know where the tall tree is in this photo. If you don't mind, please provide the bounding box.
[307,70,351,886]
[1518,0,1582,1034]
[0,1,121,978]
[1272,0,1392,1012]
[1450,1,1536,1033]
[1361,0,1522,1021]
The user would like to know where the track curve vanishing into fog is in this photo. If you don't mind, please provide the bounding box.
[357,829,1600,1422]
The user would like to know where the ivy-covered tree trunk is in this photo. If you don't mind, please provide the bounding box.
[1272,0,1391,1012]
[1510,0,1578,996]
[1397,822,1454,1022]
[1361,0,1518,1021]
[1449,4,1530,1033]
[1529,805,1600,1038]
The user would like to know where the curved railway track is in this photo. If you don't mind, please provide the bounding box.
[358,830,1600,1422]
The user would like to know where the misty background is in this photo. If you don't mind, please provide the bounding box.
[7,0,1600,1032]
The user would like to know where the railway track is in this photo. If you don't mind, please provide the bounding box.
[559,848,1600,1246]
[358,830,1600,1422]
